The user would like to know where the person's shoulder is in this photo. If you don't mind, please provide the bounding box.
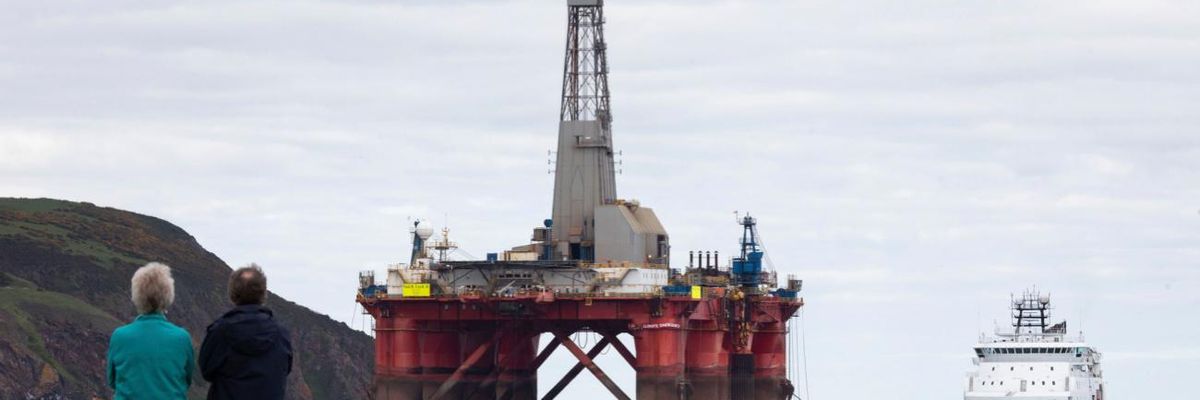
[163,320,193,341]
[261,307,289,330]
[208,308,239,326]
[110,322,137,342]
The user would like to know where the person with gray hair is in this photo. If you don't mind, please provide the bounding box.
[106,262,195,399]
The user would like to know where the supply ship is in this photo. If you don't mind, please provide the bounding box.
[964,290,1104,399]
[355,1,803,399]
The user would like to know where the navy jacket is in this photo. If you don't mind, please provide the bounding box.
[199,305,293,400]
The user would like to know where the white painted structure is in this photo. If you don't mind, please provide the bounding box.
[965,292,1105,400]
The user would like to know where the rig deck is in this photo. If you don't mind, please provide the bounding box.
[360,285,802,400]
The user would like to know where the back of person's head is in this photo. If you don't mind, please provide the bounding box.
[229,263,268,306]
[131,262,175,314]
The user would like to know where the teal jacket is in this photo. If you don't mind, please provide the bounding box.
[107,312,194,399]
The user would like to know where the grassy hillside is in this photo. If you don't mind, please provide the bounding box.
[0,198,372,400]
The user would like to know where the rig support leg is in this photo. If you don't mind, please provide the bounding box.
[731,353,755,400]
[429,331,501,400]
[495,327,539,400]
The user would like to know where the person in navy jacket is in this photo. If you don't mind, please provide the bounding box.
[199,264,293,400]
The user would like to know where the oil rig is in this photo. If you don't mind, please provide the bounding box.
[357,1,804,399]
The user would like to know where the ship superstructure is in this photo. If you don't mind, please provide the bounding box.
[356,1,803,400]
[964,290,1104,399]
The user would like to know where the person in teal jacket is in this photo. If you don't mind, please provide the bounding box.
[107,262,194,399]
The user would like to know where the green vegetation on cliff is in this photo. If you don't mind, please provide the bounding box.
[0,198,372,400]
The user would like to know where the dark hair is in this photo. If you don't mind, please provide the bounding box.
[229,264,268,305]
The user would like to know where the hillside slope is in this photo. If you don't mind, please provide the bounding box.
[0,198,372,400]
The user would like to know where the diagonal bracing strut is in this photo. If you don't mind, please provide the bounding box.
[543,331,631,400]
[429,330,504,400]
[542,335,610,400]
[600,331,637,368]
[532,335,563,369]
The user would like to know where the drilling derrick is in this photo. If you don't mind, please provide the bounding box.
[560,0,611,124]
[552,0,615,262]
[357,1,803,399]
[550,0,667,264]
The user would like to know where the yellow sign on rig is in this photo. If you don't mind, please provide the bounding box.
[402,283,431,297]
[690,285,702,299]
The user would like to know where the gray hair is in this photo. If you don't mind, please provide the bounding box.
[131,262,175,314]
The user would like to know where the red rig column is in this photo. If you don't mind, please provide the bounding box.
[419,322,463,400]
[458,325,497,400]
[684,322,729,400]
[684,298,730,400]
[632,307,687,399]
[376,316,423,400]
[494,327,538,400]
[752,319,789,400]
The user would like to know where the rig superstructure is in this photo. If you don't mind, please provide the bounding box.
[357,1,803,399]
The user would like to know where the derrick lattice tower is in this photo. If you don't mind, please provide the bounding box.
[561,0,612,123]
[550,0,664,263]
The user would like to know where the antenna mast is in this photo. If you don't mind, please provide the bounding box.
[1012,289,1052,334]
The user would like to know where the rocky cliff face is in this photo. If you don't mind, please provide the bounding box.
[0,198,373,400]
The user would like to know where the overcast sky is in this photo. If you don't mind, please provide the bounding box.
[2,0,1198,398]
